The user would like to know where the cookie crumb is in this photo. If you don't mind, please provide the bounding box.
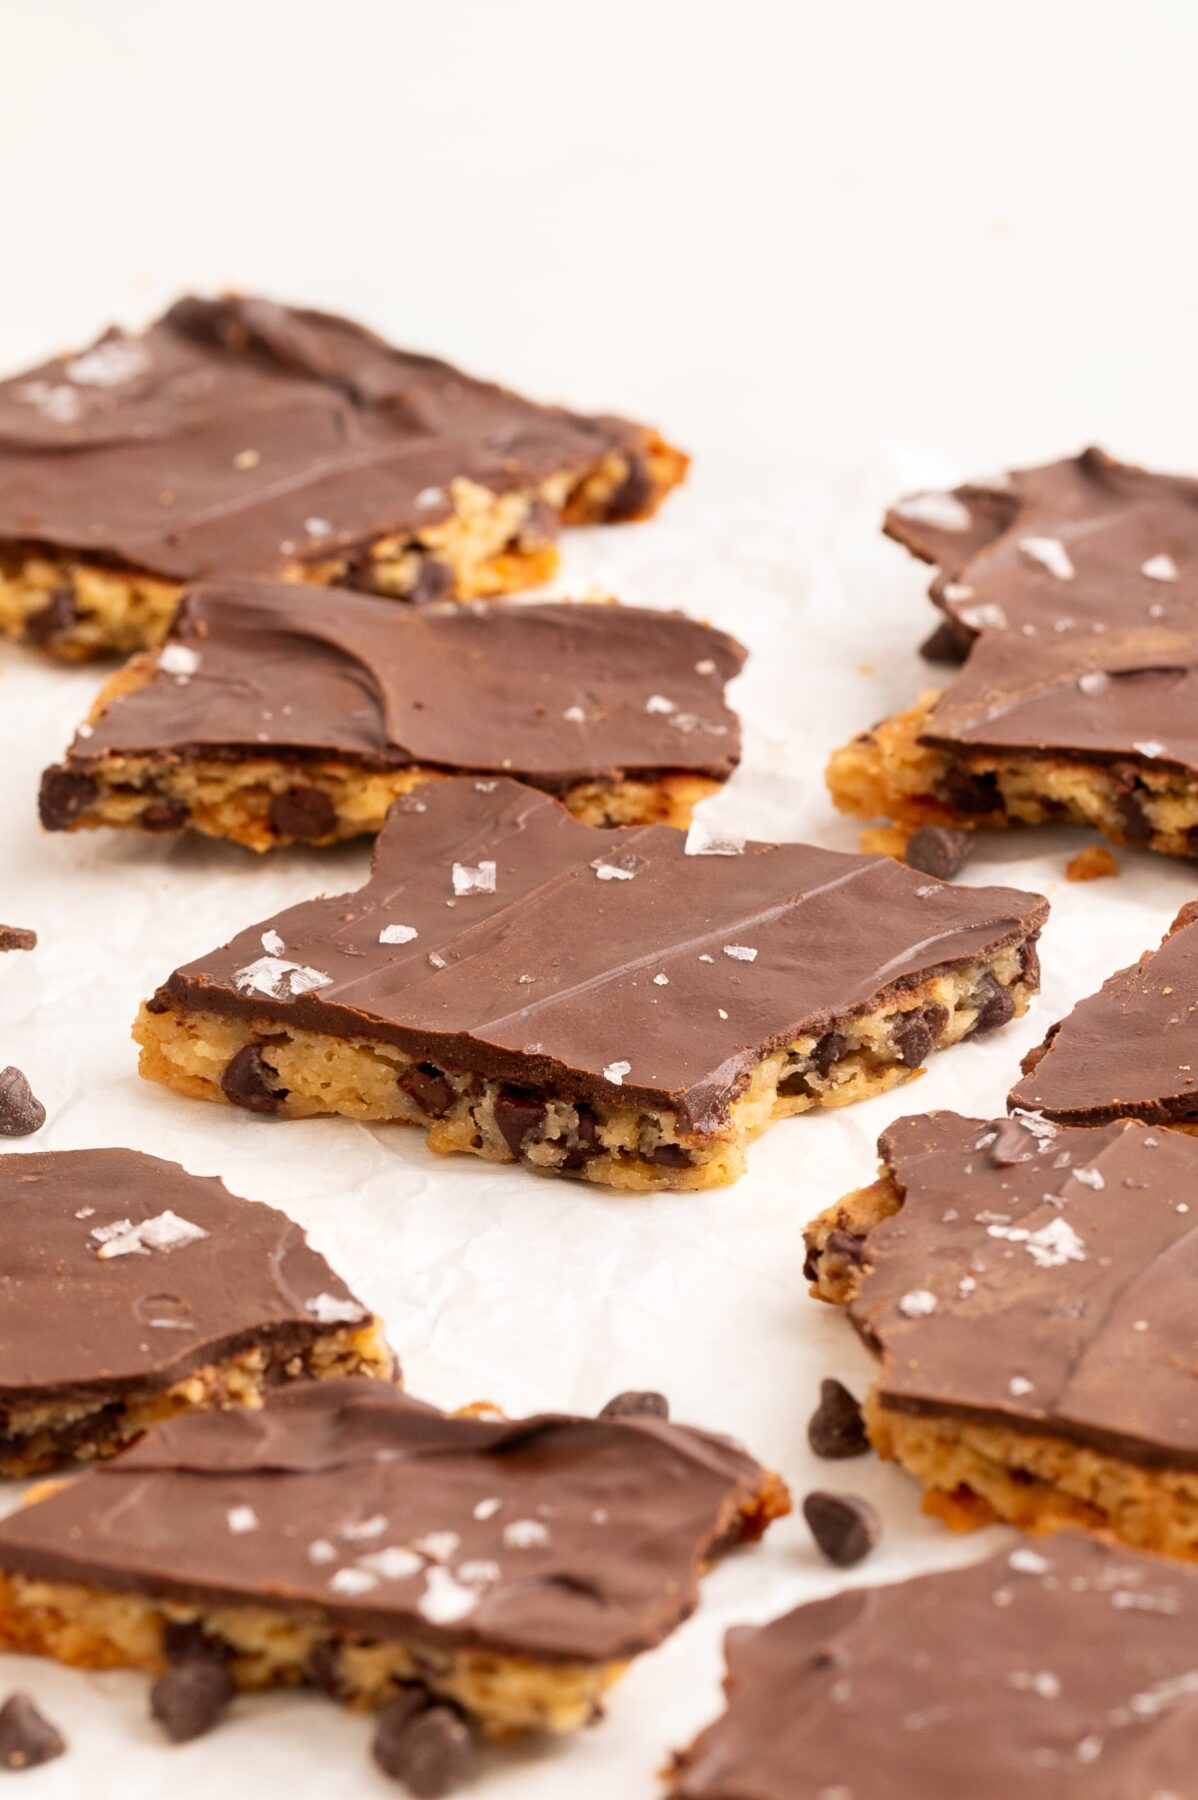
[0,926,36,953]
[1066,846,1119,881]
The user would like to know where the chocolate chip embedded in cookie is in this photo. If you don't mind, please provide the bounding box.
[133,777,1047,1191]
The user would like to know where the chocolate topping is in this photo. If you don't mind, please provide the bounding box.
[1010,901,1198,1123]
[0,1148,371,1405]
[887,449,1198,774]
[0,1380,771,1665]
[0,295,674,580]
[850,1110,1198,1469]
[148,777,1047,1132]
[669,1535,1198,1799]
[63,584,745,785]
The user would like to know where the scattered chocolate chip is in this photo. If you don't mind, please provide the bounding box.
[894,1002,948,1069]
[24,586,79,647]
[407,558,455,607]
[268,785,337,841]
[493,1088,546,1158]
[919,618,969,664]
[604,454,654,521]
[904,825,973,881]
[0,1069,45,1138]
[0,1693,66,1770]
[973,975,1016,1033]
[372,1701,472,1796]
[938,762,1000,816]
[220,1044,286,1114]
[599,1390,669,1421]
[150,1657,234,1742]
[803,1491,880,1567]
[987,1116,1039,1167]
[38,767,99,831]
[807,1379,869,1459]
[141,798,189,832]
[809,1031,849,1078]
[400,1063,456,1119]
[0,926,36,953]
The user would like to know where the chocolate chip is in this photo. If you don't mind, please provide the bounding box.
[561,1103,604,1170]
[407,558,455,607]
[141,798,189,832]
[599,1390,669,1421]
[0,1693,66,1769]
[973,975,1015,1033]
[0,1069,45,1138]
[604,454,654,521]
[268,785,337,841]
[644,1140,692,1169]
[162,1620,230,1667]
[988,1116,1039,1167]
[904,826,973,881]
[518,496,560,550]
[400,1063,455,1119]
[24,586,79,647]
[1114,776,1154,844]
[807,1379,869,1459]
[150,1658,234,1742]
[493,1088,546,1158]
[810,1031,849,1078]
[826,1227,867,1267]
[373,1702,472,1796]
[894,1002,948,1068]
[938,762,1000,816]
[305,1640,343,1696]
[803,1491,880,1567]
[1019,938,1041,988]
[38,767,99,830]
[220,1044,286,1114]
[0,926,36,953]
[919,619,969,664]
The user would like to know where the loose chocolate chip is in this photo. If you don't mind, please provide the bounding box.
[493,1088,546,1158]
[560,1103,603,1170]
[973,975,1015,1034]
[141,798,189,832]
[0,1693,66,1770]
[604,454,654,521]
[0,1069,45,1138]
[220,1044,286,1114]
[0,926,36,952]
[24,586,79,647]
[894,1002,949,1069]
[919,618,970,664]
[373,1702,472,1797]
[809,1031,849,1078]
[268,785,337,841]
[988,1116,1039,1167]
[904,825,973,881]
[599,1390,669,1421]
[803,1491,880,1567]
[400,1063,455,1119]
[408,558,455,607]
[807,1379,869,1459]
[38,767,99,831]
[150,1658,234,1743]
[938,762,1000,816]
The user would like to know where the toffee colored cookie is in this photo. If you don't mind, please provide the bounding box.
[667,1535,1198,1800]
[0,293,687,660]
[133,777,1047,1190]
[0,1380,789,1744]
[828,447,1198,861]
[40,586,744,850]
[805,1109,1198,1559]
[1011,899,1198,1125]
[0,926,35,952]
[0,1148,393,1476]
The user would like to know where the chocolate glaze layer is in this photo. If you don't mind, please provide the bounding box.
[0,1149,371,1404]
[0,1380,770,1664]
[886,448,1198,773]
[148,778,1047,1131]
[669,1535,1198,1800]
[1011,901,1198,1123]
[0,294,670,580]
[851,1110,1198,1469]
[65,585,744,783]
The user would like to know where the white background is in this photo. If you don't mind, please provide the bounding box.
[2,3,1197,1793]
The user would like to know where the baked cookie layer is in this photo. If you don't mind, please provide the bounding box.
[0,294,686,658]
[0,1381,787,1745]
[829,448,1198,860]
[40,587,743,850]
[0,1148,392,1476]
[805,1110,1198,1559]
[133,777,1047,1189]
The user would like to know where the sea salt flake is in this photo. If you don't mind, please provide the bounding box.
[308,1540,338,1564]
[358,1546,423,1581]
[93,1211,208,1259]
[457,1559,501,1584]
[18,380,82,422]
[415,486,447,510]
[695,658,717,675]
[418,1565,479,1625]
[723,944,758,962]
[452,860,497,896]
[685,819,745,856]
[503,1518,550,1549]
[305,1293,367,1324]
[428,952,447,969]
[159,642,200,678]
[379,924,418,945]
[340,1515,388,1541]
[898,1288,937,1318]
[67,339,148,386]
[1072,1166,1104,1190]
[653,973,669,986]
[1019,536,1075,580]
[958,601,1009,632]
[1010,1547,1051,1575]
[1009,1376,1035,1397]
[603,1060,631,1085]
[261,929,285,954]
[233,955,332,1001]
[329,1567,378,1597]
[413,1531,460,1564]
[1142,554,1179,582]
[1077,671,1110,696]
[473,1497,502,1521]
[893,491,972,531]
[941,581,974,603]
[563,705,586,723]
[645,694,676,714]
[227,1505,258,1534]
[1133,740,1166,759]
[592,855,638,881]
[304,516,332,537]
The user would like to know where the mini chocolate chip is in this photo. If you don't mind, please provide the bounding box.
[268,786,337,842]
[38,767,99,831]
[408,558,455,607]
[904,826,973,881]
[400,1063,455,1119]
[220,1045,286,1114]
[919,618,970,664]
[988,1116,1039,1167]
[809,1031,849,1078]
[803,1491,880,1567]
[24,586,79,647]
[599,1390,669,1421]
[141,798,189,832]
[493,1088,546,1158]
[0,1069,45,1138]
[973,975,1016,1033]
[807,1378,869,1459]
[373,1702,472,1797]
[0,1693,65,1770]
[560,1103,603,1170]
[0,926,36,953]
[938,762,1000,816]
[645,1141,692,1169]
[894,1002,949,1069]
[604,454,654,521]
[150,1658,234,1743]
